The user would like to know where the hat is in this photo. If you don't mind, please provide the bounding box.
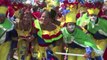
[0,6,7,15]
[65,4,77,23]
[87,8,100,15]
[66,11,77,23]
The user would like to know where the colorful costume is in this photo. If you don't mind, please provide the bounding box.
[32,19,63,60]
[61,27,99,50]
[77,8,107,60]
[61,27,100,60]
[16,29,31,60]
[87,18,107,51]
[86,8,107,52]
[0,18,14,60]
[33,19,62,45]
[0,6,15,60]
[0,18,14,43]
[15,12,33,60]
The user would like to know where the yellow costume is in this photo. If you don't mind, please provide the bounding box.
[87,8,107,52]
[16,29,31,60]
[33,20,63,60]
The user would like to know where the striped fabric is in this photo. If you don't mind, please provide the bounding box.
[34,20,62,43]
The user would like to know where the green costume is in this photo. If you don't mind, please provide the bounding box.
[87,18,107,52]
[76,13,90,27]
[76,14,107,53]
[0,18,14,44]
[61,27,98,50]
[87,18,107,35]
[0,18,13,30]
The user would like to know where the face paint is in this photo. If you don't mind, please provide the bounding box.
[89,15,97,22]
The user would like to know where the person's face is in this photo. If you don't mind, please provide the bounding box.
[67,24,75,33]
[89,14,97,22]
[0,15,5,23]
[22,15,31,25]
[40,12,50,25]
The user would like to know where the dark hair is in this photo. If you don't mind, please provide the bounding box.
[50,9,57,19]
[42,9,57,19]
[41,9,61,25]
[32,6,39,12]
[66,22,76,27]
[67,22,84,30]
[42,10,51,18]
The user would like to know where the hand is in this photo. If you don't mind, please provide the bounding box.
[84,53,90,58]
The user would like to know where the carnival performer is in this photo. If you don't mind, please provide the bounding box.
[61,22,101,60]
[32,10,63,60]
[0,6,15,60]
[77,7,107,60]
[15,7,34,60]
[86,8,107,60]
